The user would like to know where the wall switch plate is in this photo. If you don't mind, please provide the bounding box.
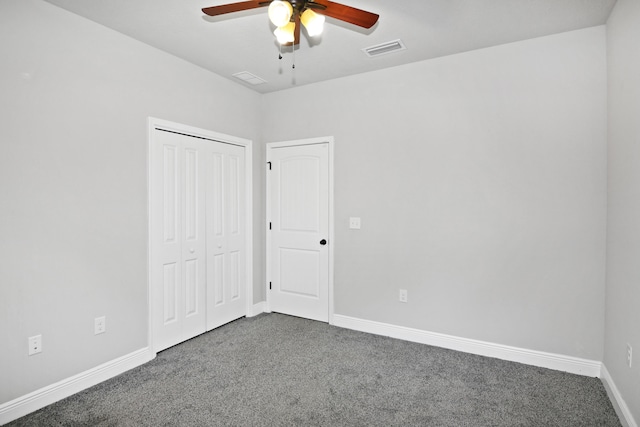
[95,316,106,335]
[28,335,42,356]
[627,343,633,368]
[349,217,361,229]
[399,289,408,303]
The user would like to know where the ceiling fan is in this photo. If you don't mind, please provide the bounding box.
[202,0,379,46]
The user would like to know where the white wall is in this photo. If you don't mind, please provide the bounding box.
[262,27,608,360]
[0,0,262,404]
[605,0,640,422]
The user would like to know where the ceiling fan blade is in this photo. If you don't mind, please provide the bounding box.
[202,1,269,17]
[312,0,379,29]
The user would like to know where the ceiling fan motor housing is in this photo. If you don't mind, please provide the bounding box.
[285,0,326,16]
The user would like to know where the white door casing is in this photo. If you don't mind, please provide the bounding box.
[149,118,253,353]
[266,137,334,323]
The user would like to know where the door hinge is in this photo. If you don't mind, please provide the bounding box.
[269,282,272,290]
[267,161,272,170]
[269,222,272,230]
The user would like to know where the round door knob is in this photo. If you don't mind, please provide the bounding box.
[320,239,327,246]
[189,248,195,253]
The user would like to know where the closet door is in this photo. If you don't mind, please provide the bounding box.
[151,126,247,352]
[151,130,207,352]
[205,143,246,330]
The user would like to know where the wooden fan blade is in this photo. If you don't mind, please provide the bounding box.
[202,1,269,17]
[312,0,379,29]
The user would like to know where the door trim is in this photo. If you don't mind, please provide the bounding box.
[147,117,253,353]
[265,136,335,324]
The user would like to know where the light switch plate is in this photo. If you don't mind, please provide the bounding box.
[349,217,361,229]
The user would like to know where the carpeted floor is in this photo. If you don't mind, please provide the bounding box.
[8,313,621,426]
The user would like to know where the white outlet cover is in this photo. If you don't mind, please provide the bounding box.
[95,316,106,335]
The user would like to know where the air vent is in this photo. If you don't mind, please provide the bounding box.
[233,71,266,85]
[362,39,406,58]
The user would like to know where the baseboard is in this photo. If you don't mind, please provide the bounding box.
[601,365,638,427]
[333,314,601,377]
[0,347,155,426]
[248,301,266,317]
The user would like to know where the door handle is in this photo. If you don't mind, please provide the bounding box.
[320,239,327,246]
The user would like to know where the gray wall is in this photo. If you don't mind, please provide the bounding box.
[262,27,608,360]
[605,0,640,421]
[3,0,632,417]
[0,0,262,404]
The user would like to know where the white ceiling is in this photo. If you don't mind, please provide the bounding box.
[43,0,616,93]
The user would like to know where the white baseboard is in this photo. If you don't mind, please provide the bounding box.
[0,347,155,426]
[332,314,602,377]
[248,301,265,317]
[601,365,638,427]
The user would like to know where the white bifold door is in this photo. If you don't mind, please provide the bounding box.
[151,128,246,352]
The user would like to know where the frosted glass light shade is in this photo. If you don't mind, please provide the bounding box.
[274,22,295,44]
[268,1,293,27]
[300,9,325,37]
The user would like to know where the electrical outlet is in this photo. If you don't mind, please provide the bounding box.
[95,316,106,335]
[627,343,633,368]
[28,335,42,356]
[399,289,408,303]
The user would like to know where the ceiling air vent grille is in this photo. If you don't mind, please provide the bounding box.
[233,71,266,85]
[362,39,406,58]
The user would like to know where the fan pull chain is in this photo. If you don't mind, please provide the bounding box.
[278,43,282,60]
[292,44,296,69]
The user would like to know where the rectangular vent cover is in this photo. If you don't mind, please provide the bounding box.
[233,71,266,85]
[362,39,406,57]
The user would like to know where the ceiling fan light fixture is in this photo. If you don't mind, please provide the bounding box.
[300,8,325,37]
[268,1,293,27]
[274,21,295,44]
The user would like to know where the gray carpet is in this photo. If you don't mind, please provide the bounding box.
[8,313,621,426]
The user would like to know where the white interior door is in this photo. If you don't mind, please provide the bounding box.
[151,130,207,351]
[267,141,331,322]
[151,125,248,352]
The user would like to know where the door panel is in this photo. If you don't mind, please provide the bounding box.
[163,263,178,323]
[280,156,320,232]
[279,248,320,297]
[268,143,329,322]
[163,145,178,243]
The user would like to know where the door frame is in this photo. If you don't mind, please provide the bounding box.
[265,136,335,324]
[147,117,253,353]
